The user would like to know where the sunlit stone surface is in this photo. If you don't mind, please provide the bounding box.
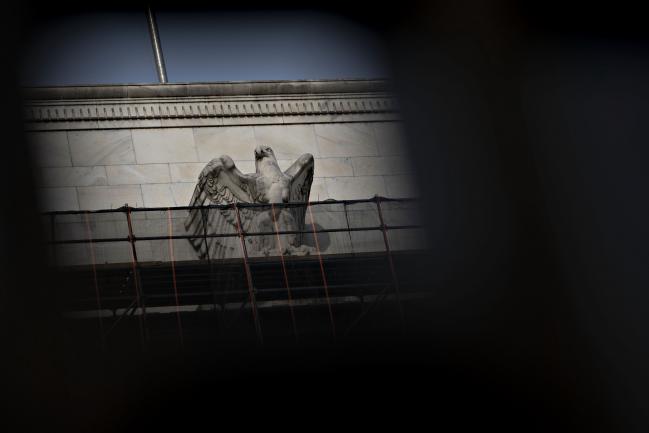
[25,80,416,213]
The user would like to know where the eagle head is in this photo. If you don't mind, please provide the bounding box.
[254,145,275,161]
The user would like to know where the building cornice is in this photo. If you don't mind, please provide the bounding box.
[22,79,400,130]
[22,79,391,101]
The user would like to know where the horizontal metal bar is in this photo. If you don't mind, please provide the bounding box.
[64,292,434,320]
[69,282,391,304]
[45,225,422,245]
[41,197,419,216]
[48,237,130,244]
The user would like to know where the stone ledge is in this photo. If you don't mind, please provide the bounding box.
[23,112,401,131]
[22,79,391,101]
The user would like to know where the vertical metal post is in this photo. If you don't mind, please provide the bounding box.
[375,196,406,330]
[343,202,354,254]
[84,212,106,351]
[233,203,263,344]
[201,207,224,334]
[271,203,298,342]
[125,206,148,348]
[145,5,168,84]
[307,203,336,340]
[167,208,184,349]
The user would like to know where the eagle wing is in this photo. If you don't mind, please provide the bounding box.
[184,156,259,259]
[283,153,314,245]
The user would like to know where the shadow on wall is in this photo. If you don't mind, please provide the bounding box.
[302,223,330,251]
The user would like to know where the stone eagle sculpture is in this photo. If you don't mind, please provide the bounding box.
[184,145,315,258]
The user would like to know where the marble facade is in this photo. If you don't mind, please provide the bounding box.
[24,80,417,212]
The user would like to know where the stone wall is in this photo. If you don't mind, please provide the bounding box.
[23,80,417,212]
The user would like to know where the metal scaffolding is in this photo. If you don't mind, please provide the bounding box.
[43,197,430,350]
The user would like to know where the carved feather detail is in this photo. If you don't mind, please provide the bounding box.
[185,149,314,259]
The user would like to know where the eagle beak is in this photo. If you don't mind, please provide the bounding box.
[254,146,264,159]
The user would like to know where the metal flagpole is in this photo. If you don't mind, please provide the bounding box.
[145,5,168,84]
